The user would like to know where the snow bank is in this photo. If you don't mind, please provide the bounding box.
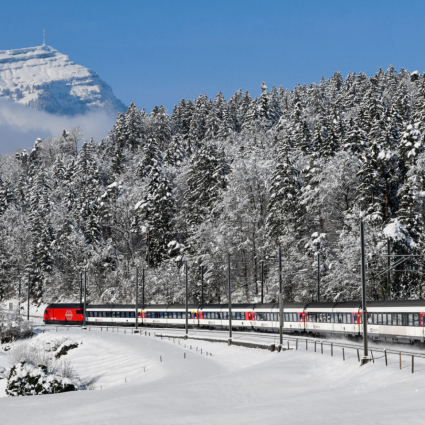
[1,327,424,424]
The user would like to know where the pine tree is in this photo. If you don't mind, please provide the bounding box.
[135,174,175,267]
[267,134,301,241]
[182,142,229,230]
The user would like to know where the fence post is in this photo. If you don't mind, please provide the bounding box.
[331,343,333,356]
[342,347,345,361]
[370,350,374,363]
[287,340,289,350]
[399,352,402,370]
[412,355,414,374]
[357,348,360,362]
[321,342,323,354]
[314,340,316,352]
[384,349,388,366]
[296,338,298,350]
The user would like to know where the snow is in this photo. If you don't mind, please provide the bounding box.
[0,45,126,115]
[383,219,409,243]
[1,326,425,424]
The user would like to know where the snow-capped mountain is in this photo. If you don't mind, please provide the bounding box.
[0,44,126,116]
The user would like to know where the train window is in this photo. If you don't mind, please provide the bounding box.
[353,314,357,324]
[377,314,382,325]
[398,314,402,326]
[408,314,413,326]
[293,313,297,322]
[107,312,112,318]
[367,314,372,324]
[391,314,397,326]
[130,312,135,318]
[275,313,279,321]
[284,313,289,321]
[382,314,387,325]
[414,314,419,327]
[347,314,351,324]
[402,314,408,326]
[342,314,346,324]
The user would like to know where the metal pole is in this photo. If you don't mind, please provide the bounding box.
[261,260,264,304]
[279,294,283,346]
[80,272,83,304]
[83,270,87,328]
[387,240,391,300]
[18,276,21,315]
[201,265,204,305]
[135,267,139,331]
[142,268,145,306]
[360,220,370,365]
[185,261,188,336]
[228,256,232,341]
[279,247,283,346]
[317,251,321,302]
[27,275,30,321]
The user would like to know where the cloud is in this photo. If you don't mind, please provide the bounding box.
[0,99,117,154]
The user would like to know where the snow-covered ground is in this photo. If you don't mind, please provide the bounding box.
[1,326,424,424]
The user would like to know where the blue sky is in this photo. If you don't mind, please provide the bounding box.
[2,0,425,114]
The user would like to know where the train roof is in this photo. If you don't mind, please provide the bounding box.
[46,303,84,309]
[368,300,425,307]
[87,304,136,309]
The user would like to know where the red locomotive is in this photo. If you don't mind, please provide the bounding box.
[44,303,84,325]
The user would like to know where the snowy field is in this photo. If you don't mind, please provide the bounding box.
[1,326,425,424]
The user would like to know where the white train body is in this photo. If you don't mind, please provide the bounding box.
[66,300,425,345]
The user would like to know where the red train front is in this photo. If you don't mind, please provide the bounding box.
[44,303,84,325]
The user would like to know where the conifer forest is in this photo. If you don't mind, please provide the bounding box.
[1,67,425,306]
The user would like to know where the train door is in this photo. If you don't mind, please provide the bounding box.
[421,313,425,338]
[297,312,304,330]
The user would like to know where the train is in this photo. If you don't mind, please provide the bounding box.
[43,300,425,345]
